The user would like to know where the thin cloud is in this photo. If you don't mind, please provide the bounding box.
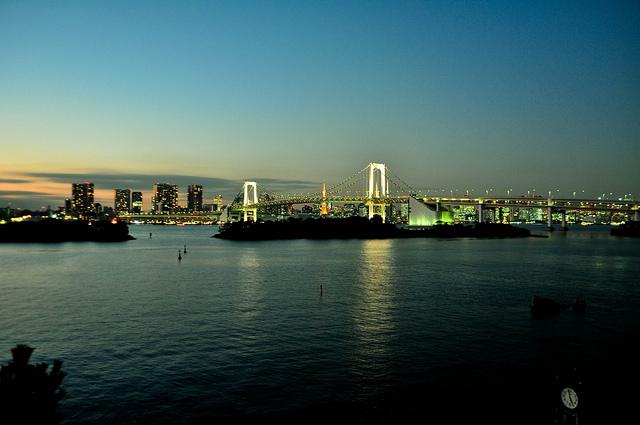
[2,172,322,210]
[0,190,53,197]
[0,178,32,184]
[23,172,320,197]
[0,191,62,209]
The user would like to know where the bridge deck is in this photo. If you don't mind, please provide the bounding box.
[236,196,637,213]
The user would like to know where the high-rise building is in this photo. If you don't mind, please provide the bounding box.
[114,189,131,214]
[131,192,143,213]
[71,182,94,218]
[187,184,203,212]
[212,195,224,211]
[152,183,178,213]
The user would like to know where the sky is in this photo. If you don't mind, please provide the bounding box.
[1,0,639,209]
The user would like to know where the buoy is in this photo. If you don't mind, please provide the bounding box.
[320,284,323,296]
[178,250,182,261]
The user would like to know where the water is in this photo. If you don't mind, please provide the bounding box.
[1,225,639,423]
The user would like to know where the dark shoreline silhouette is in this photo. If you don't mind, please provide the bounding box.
[0,219,135,243]
[610,221,640,237]
[213,217,531,241]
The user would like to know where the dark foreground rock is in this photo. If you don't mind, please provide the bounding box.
[0,344,65,425]
[214,217,531,241]
[0,219,135,242]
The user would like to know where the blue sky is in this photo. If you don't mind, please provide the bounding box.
[1,0,639,208]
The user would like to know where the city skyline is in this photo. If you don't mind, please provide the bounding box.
[2,1,639,209]
[2,168,637,212]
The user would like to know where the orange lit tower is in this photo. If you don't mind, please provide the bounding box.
[320,183,329,216]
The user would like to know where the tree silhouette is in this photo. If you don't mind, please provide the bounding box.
[0,344,65,424]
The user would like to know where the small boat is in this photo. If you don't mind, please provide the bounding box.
[530,296,568,317]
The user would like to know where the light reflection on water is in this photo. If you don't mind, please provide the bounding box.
[353,239,395,373]
[237,247,262,322]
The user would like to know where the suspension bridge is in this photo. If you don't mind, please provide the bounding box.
[118,162,638,227]
[224,162,640,228]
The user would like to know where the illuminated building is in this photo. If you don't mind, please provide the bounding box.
[407,198,453,226]
[213,195,224,211]
[357,203,368,217]
[391,202,409,223]
[187,184,203,212]
[71,182,94,218]
[114,189,131,214]
[204,195,225,212]
[152,183,178,214]
[131,192,143,213]
[453,206,477,223]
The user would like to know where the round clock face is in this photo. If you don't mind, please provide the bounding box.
[561,387,579,409]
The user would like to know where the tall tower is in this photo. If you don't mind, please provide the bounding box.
[152,183,178,214]
[71,182,94,218]
[131,192,143,213]
[320,183,328,216]
[365,163,388,221]
[187,184,203,212]
[114,189,131,214]
[241,181,258,221]
[242,181,258,206]
[367,163,388,199]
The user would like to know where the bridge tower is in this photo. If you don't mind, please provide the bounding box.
[242,181,258,221]
[366,162,389,221]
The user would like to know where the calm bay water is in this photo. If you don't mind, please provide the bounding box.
[1,225,639,423]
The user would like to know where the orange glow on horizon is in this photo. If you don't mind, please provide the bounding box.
[0,172,145,209]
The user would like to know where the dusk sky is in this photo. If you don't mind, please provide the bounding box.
[1,0,639,209]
